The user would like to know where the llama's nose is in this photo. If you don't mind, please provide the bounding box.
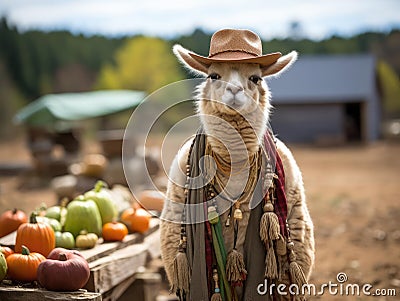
[226,84,243,95]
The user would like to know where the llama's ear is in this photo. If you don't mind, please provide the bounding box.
[173,44,209,76]
[261,51,298,77]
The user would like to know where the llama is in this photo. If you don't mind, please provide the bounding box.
[160,29,314,301]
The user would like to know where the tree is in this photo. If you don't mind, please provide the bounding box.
[96,36,184,93]
[377,61,400,117]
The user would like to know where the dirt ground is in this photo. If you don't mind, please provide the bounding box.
[295,142,400,300]
[0,138,399,300]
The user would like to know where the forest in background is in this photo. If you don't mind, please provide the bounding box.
[0,18,399,139]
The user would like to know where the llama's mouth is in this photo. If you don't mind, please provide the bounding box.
[225,98,243,110]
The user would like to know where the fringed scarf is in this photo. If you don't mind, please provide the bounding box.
[171,128,307,301]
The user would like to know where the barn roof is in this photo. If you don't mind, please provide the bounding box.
[267,54,377,104]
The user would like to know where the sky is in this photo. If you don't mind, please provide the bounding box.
[0,0,399,40]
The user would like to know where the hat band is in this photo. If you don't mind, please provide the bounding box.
[209,50,259,60]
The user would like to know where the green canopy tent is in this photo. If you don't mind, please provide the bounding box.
[12,90,147,176]
[14,90,146,127]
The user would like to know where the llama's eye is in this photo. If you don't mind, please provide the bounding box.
[249,75,261,84]
[208,73,221,81]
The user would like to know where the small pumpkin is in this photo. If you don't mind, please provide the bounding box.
[123,208,151,234]
[6,245,46,282]
[75,231,98,249]
[45,204,68,226]
[102,222,128,241]
[15,212,55,257]
[0,246,14,258]
[0,252,7,281]
[84,181,118,225]
[55,231,75,249]
[47,247,85,261]
[36,216,62,232]
[0,208,28,237]
[37,248,90,291]
[120,207,135,227]
[64,195,102,237]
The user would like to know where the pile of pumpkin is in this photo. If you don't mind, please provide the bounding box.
[0,181,162,291]
[1,246,92,291]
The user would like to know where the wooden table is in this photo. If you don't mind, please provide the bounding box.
[0,219,161,301]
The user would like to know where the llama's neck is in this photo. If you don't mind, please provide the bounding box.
[199,104,268,162]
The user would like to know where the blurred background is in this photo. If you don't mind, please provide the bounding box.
[0,0,399,299]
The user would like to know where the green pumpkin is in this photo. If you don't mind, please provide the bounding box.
[55,231,75,249]
[45,205,67,223]
[84,181,117,225]
[37,216,62,232]
[0,252,7,281]
[64,196,102,237]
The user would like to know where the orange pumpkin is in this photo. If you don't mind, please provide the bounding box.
[128,208,151,234]
[15,212,55,257]
[0,246,14,258]
[120,207,135,227]
[7,245,46,282]
[102,222,128,241]
[0,208,28,237]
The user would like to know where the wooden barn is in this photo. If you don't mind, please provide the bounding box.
[268,54,380,144]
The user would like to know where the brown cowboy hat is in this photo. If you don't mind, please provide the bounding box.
[174,29,282,73]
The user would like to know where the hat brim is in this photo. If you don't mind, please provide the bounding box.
[188,51,282,67]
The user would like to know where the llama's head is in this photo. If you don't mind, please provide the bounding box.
[173,29,297,155]
[197,62,268,116]
[173,29,297,119]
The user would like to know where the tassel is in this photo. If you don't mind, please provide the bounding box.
[260,202,280,243]
[260,195,281,280]
[171,237,190,294]
[268,213,280,240]
[290,268,307,301]
[289,259,307,287]
[287,241,307,288]
[172,251,190,293]
[226,248,247,285]
[211,268,223,301]
[265,242,278,279]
